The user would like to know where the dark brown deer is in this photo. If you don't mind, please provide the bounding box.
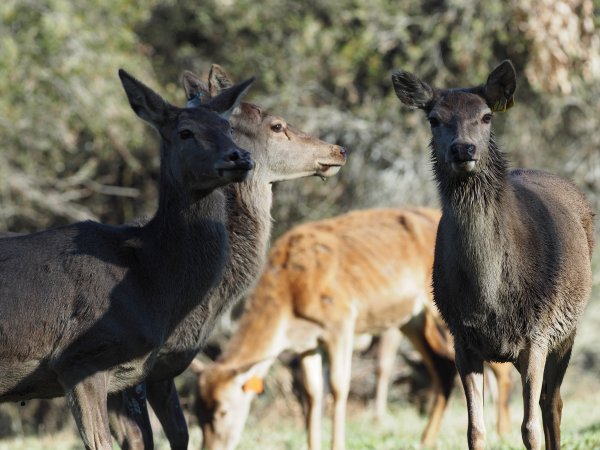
[106,64,347,450]
[392,60,595,450]
[0,70,254,450]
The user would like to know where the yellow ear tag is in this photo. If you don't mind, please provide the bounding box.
[491,96,515,113]
[242,375,264,394]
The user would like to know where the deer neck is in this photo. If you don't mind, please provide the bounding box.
[220,295,290,371]
[142,162,228,325]
[435,136,514,301]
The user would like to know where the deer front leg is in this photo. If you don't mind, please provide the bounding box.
[325,317,356,450]
[147,378,189,450]
[64,372,113,450]
[455,345,485,450]
[300,350,324,450]
[517,343,547,450]
[107,384,154,450]
[375,328,401,421]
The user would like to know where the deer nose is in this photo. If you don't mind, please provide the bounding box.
[339,147,347,157]
[450,143,476,161]
[225,148,251,162]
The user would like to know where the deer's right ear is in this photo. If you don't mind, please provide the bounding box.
[206,77,255,120]
[182,70,210,107]
[119,69,170,128]
[391,70,434,110]
[208,64,234,97]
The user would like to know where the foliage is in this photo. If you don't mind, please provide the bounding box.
[0,0,160,230]
[138,0,600,237]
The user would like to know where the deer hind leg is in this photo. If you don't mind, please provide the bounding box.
[455,345,486,450]
[540,334,574,450]
[300,350,324,450]
[324,316,356,450]
[375,327,402,421]
[107,384,153,450]
[64,371,113,450]
[402,313,457,447]
[517,343,548,450]
[146,378,188,450]
[488,362,512,436]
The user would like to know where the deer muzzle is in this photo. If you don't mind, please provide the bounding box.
[448,143,479,174]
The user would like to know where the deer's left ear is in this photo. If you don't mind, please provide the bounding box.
[485,60,516,112]
[182,71,210,107]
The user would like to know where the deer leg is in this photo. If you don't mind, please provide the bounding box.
[325,318,356,450]
[540,335,574,450]
[517,343,548,450]
[146,378,189,450]
[107,384,154,450]
[402,313,457,447]
[375,328,401,421]
[300,350,324,450]
[455,345,485,450]
[64,372,113,450]
[488,362,512,436]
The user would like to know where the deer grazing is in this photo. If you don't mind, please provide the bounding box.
[194,208,512,450]
[0,70,254,450]
[392,60,595,450]
[105,64,347,450]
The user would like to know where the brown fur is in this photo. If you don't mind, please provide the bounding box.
[195,208,511,450]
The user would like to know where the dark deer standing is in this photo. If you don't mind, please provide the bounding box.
[0,70,254,450]
[106,65,347,450]
[392,61,595,450]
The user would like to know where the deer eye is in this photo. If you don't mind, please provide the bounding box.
[271,123,284,133]
[178,129,193,140]
[428,117,441,128]
[482,113,493,124]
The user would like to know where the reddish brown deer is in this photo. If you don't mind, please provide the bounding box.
[193,208,512,450]
[392,60,595,450]
[0,70,254,449]
[106,64,347,450]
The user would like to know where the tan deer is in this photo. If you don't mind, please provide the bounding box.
[106,65,347,450]
[193,208,513,450]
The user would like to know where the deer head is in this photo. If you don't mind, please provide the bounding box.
[392,61,516,178]
[196,361,266,450]
[119,69,255,193]
[182,65,347,184]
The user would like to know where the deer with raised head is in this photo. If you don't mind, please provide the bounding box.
[0,70,254,450]
[194,207,512,450]
[105,64,347,450]
[392,61,595,450]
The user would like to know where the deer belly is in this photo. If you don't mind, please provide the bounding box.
[108,350,159,393]
[458,321,525,363]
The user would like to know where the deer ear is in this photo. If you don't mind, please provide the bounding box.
[209,64,234,97]
[119,69,171,128]
[484,60,516,112]
[182,70,210,107]
[391,70,435,110]
[206,77,254,120]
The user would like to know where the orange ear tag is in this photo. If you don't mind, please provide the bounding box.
[242,375,264,394]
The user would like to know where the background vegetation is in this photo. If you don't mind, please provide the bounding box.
[0,0,599,448]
